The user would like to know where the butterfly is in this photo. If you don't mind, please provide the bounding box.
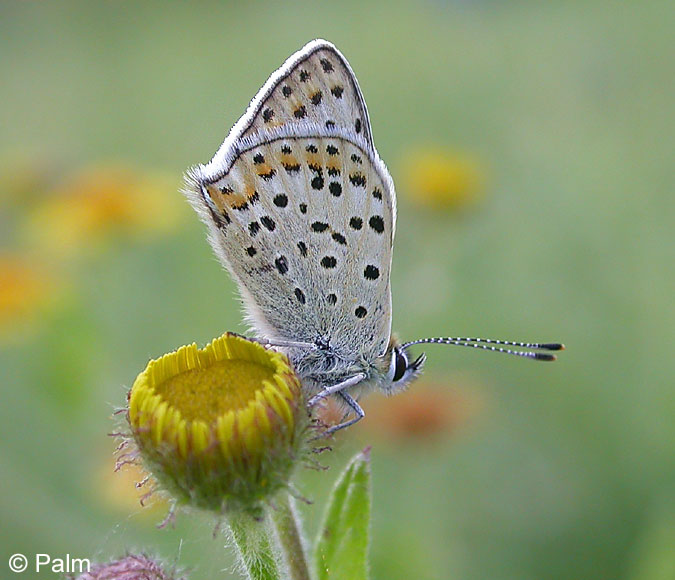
[185,39,563,434]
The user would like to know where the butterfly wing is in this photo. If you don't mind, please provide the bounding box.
[186,41,395,362]
[202,39,373,180]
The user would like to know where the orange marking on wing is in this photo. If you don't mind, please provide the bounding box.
[326,159,341,174]
[205,184,228,212]
[279,154,299,166]
[244,184,258,201]
[306,154,321,168]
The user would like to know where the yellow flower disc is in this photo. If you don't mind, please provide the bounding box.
[128,333,305,515]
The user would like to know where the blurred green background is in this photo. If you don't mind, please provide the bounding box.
[1,1,673,579]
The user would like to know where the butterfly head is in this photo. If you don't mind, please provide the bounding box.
[380,337,427,395]
[377,334,566,395]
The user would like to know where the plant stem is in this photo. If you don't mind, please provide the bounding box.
[228,513,282,580]
[269,493,312,580]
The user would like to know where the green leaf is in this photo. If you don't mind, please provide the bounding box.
[314,448,372,580]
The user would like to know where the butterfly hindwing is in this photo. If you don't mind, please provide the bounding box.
[187,128,395,361]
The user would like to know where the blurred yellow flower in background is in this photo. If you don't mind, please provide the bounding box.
[23,164,183,256]
[400,145,487,210]
[96,453,168,518]
[0,253,61,344]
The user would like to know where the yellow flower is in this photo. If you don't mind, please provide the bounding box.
[400,146,486,210]
[127,333,306,516]
[0,253,58,344]
[23,164,183,256]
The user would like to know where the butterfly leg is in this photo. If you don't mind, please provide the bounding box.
[258,338,316,349]
[229,332,315,350]
[320,391,365,435]
[307,373,366,407]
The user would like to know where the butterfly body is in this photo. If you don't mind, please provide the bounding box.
[185,39,561,432]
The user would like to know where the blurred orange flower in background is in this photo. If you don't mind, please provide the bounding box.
[363,378,484,443]
[0,253,62,344]
[315,375,485,444]
[23,164,183,256]
[400,145,487,210]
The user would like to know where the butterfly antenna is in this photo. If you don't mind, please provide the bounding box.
[400,337,565,361]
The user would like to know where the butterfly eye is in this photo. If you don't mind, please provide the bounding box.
[392,348,408,382]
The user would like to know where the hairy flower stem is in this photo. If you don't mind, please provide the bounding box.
[228,495,311,580]
[229,514,282,580]
[269,494,311,580]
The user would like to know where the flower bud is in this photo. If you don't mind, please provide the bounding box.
[127,333,305,516]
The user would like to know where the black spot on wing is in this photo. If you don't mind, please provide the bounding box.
[321,256,337,269]
[310,91,323,105]
[261,216,276,231]
[320,58,334,72]
[273,194,288,207]
[282,162,301,173]
[364,265,380,280]
[329,182,342,196]
[369,215,384,233]
[332,232,346,245]
[311,221,329,232]
[275,255,288,275]
[349,173,366,187]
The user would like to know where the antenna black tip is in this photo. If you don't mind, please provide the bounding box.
[541,343,565,351]
[534,352,557,361]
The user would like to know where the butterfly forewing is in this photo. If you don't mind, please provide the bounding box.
[235,41,373,148]
[188,129,395,361]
